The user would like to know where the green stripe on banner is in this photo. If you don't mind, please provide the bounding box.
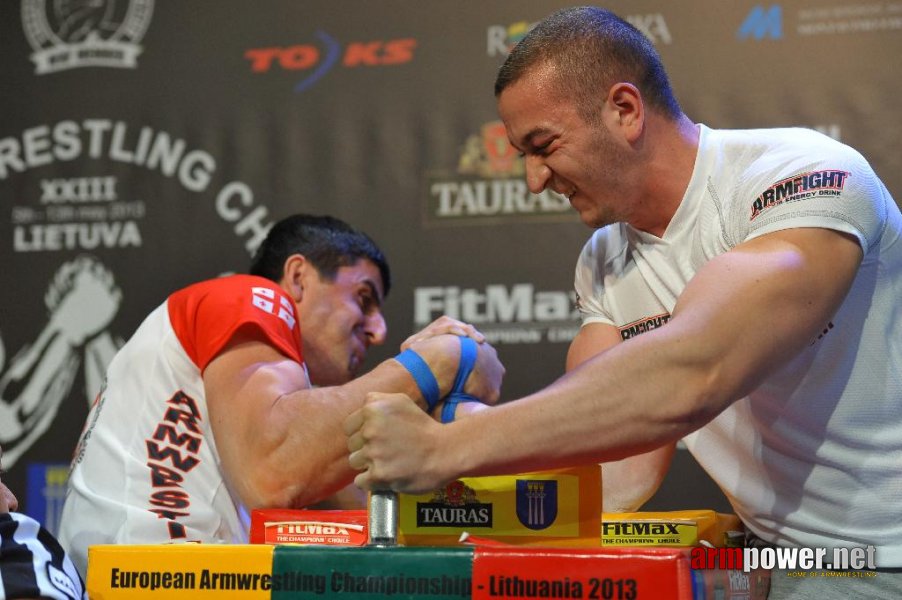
[271,545,474,599]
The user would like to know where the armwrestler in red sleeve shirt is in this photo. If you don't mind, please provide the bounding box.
[58,214,504,577]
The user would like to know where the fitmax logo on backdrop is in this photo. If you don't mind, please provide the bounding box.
[245,33,417,93]
[414,284,580,346]
[21,0,154,74]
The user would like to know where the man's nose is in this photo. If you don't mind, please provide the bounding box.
[364,311,387,346]
[525,154,552,194]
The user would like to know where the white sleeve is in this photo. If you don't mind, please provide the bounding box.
[574,231,616,327]
[734,141,888,253]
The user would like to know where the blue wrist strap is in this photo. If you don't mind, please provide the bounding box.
[395,349,441,412]
[441,336,481,424]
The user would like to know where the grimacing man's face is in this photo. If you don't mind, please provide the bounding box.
[295,259,387,386]
[498,64,637,229]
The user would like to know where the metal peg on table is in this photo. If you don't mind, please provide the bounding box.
[368,490,399,546]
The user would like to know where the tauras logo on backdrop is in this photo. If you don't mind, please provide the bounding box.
[1,119,275,255]
[414,284,579,345]
[486,12,671,57]
[423,121,573,226]
[245,32,417,93]
[22,0,154,74]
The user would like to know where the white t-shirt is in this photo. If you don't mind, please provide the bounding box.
[58,275,304,577]
[575,125,902,566]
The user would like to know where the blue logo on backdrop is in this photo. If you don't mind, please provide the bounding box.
[25,463,69,536]
[515,479,558,530]
[294,31,341,93]
[738,5,783,40]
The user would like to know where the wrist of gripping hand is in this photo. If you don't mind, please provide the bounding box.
[394,336,481,424]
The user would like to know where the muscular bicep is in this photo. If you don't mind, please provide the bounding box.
[671,227,863,403]
[203,329,310,507]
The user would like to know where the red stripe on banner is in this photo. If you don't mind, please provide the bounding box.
[471,545,696,599]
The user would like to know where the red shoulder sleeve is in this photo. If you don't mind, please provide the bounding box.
[167,275,303,372]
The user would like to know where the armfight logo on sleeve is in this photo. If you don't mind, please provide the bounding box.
[619,313,672,340]
[750,169,851,220]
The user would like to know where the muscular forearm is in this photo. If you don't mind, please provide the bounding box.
[225,335,470,509]
[347,229,864,494]
[439,231,863,482]
[441,326,718,480]
[228,359,415,509]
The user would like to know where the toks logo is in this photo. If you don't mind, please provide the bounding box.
[245,32,416,93]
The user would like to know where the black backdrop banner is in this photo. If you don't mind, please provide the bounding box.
[2,0,900,531]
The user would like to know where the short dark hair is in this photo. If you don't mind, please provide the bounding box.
[495,6,681,121]
[249,214,391,296]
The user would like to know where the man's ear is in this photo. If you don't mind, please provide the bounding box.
[606,82,644,143]
[281,254,309,303]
